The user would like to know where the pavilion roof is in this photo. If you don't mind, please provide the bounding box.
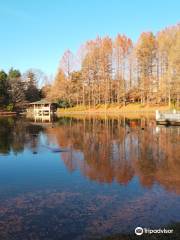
[29,99,53,105]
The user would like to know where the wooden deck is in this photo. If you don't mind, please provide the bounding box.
[156,110,180,125]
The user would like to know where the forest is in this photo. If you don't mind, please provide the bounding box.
[0,68,45,111]
[48,23,180,108]
[0,23,179,111]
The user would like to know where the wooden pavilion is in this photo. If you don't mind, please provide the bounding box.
[27,99,56,120]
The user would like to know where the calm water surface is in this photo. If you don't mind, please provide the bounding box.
[0,116,180,240]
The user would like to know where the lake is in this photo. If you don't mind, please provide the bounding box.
[0,115,180,240]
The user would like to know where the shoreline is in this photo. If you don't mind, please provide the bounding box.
[57,104,172,116]
[0,111,17,116]
[58,110,155,114]
[57,111,156,119]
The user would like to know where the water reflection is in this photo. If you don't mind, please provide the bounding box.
[47,116,180,194]
[0,116,180,194]
[0,116,180,239]
[0,117,44,155]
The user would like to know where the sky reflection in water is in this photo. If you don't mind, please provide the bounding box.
[0,116,180,240]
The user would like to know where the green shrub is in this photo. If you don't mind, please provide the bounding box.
[56,99,74,108]
[6,103,14,111]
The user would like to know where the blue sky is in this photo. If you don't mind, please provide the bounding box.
[0,0,179,77]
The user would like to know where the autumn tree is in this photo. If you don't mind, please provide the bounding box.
[60,49,75,77]
[81,37,113,107]
[170,27,180,106]
[81,39,101,107]
[100,37,113,106]
[135,32,157,104]
[157,24,180,105]
[48,69,67,101]
[70,71,82,105]
[114,34,133,104]
[51,23,179,108]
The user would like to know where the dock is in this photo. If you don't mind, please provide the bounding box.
[156,110,180,125]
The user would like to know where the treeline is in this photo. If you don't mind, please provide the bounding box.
[0,68,44,110]
[47,23,180,107]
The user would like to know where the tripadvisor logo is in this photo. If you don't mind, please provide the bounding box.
[135,227,143,235]
[135,227,174,235]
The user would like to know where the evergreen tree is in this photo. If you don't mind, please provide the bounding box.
[8,68,25,105]
[24,70,40,102]
[0,70,8,105]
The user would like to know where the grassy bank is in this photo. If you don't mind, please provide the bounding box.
[57,103,171,116]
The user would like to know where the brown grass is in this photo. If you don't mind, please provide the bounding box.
[57,103,170,117]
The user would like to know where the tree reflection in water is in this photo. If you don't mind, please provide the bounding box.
[0,116,179,194]
[0,117,44,155]
[47,116,180,194]
[0,116,180,239]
